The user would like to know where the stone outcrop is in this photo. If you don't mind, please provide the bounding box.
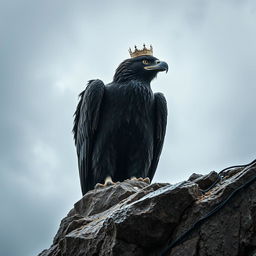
[39,161,256,256]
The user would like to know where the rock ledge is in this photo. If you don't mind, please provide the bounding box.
[39,162,256,256]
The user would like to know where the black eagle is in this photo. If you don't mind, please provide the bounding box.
[73,48,168,195]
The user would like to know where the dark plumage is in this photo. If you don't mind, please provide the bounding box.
[73,54,168,195]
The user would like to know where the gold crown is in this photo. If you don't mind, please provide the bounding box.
[129,44,153,58]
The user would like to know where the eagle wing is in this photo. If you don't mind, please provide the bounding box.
[148,92,168,181]
[73,79,105,195]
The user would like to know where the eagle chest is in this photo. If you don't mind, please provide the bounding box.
[117,84,154,120]
[102,84,154,138]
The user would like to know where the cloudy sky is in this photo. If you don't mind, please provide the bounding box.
[1,0,256,255]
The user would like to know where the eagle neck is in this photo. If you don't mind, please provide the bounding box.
[116,79,151,89]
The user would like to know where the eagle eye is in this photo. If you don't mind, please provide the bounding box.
[142,60,150,65]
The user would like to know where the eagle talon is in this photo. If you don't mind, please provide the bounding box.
[131,177,150,184]
[95,176,115,189]
[143,177,150,184]
[104,176,115,186]
[105,181,115,186]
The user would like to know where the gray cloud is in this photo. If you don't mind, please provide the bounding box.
[1,0,256,255]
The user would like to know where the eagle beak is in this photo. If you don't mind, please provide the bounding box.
[144,60,169,73]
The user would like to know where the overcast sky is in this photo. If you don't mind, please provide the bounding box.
[1,0,256,255]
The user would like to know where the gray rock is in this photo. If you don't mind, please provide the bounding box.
[38,162,256,256]
[188,171,219,190]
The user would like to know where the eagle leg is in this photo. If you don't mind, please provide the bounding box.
[95,176,115,189]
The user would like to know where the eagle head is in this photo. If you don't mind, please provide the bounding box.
[113,55,168,83]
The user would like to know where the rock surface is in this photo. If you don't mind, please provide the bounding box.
[39,161,256,256]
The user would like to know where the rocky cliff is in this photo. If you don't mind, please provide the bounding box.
[39,161,256,256]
